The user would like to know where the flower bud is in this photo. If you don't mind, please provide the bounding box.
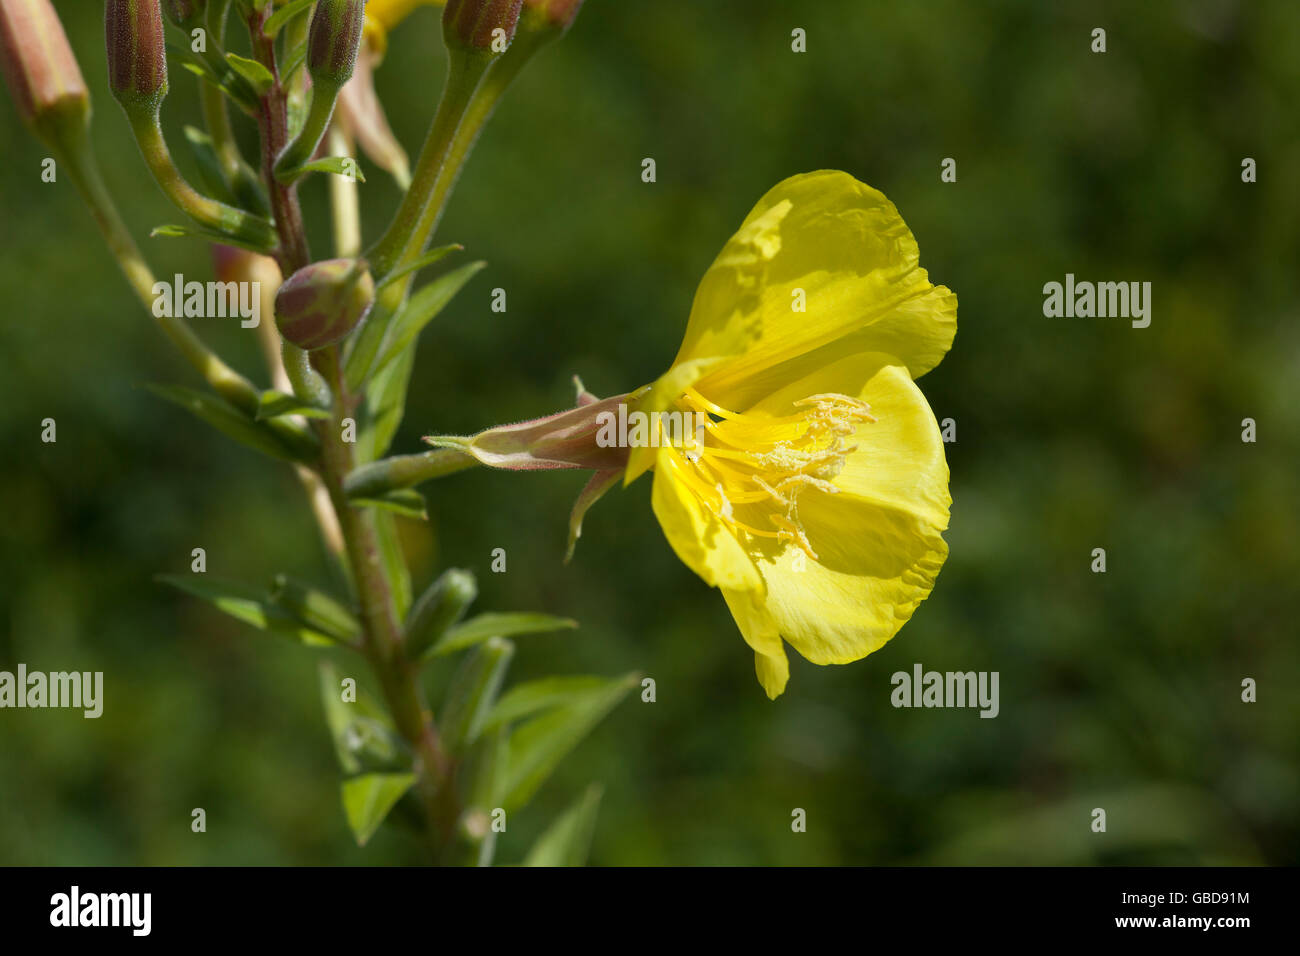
[307,0,366,88]
[275,258,375,351]
[161,0,205,29]
[105,0,168,110]
[0,0,89,148]
[405,567,478,659]
[443,0,522,53]
[521,0,582,34]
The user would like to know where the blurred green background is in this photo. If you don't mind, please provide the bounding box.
[2,0,1297,865]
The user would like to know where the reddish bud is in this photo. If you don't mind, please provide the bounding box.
[443,0,522,53]
[275,259,375,351]
[105,0,168,109]
[0,0,89,146]
[308,0,366,88]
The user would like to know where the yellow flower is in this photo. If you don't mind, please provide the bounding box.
[627,170,956,698]
[428,171,956,699]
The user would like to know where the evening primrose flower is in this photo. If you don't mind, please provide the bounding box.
[430,171,957,698]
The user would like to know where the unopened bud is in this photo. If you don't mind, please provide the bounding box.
[275,258,375,351]
[443,0,522,53]
[161,0,206,29]
[307,0,366,88]
[105,0,168,110]
[0,0,89,148]
[521,0,582,34]
[405,568,478,659]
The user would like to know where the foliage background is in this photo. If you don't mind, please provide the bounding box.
[1,0,1297,865]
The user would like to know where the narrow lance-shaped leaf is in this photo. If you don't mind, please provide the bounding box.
[254,388,331,421]
[428,611,577,658]
[155,574,336,646]
[370,510,412,620]
[317,660,408,775]
[483,675,613,731]
[342,772,416,847]
[501,673,639,811]
[145,383,319,462]
[268,574,362,644]
[370,261,485,380]
[522,784,604,867]
[440,637,514,755]
[350,487,427,521]
[356,344,414,462]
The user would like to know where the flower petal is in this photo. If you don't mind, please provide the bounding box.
[747,354,951,665]
[722,587,789,699]
[668,170,956,413]
[650,448,764,593]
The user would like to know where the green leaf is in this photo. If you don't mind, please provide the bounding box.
[255,389,331,421]
[150,222,274,255]
[342,773,417,846]
[357,342,414,463]
[483,676,614,731]
[370,510,412,621]
[145,383,318,462]
[350,487,428,521]
[224,52,274,97]
[501,673,638,811]
[429,612,578,658]
[180,126,237,205]
[318,661,408,776]
[263,0,315,36]
[283,155,366,183]
[375,245,463,293]
[522,785,603,867]
[269,575,362,644]
[155,573,336,646]
[370,261,486,381]
[440,638,514,755]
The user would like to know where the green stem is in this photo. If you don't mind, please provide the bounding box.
[59,127,261,415]
[248,2,459,858]
[344,449,480,500]
[126,108,277,250]
[282,342,332,407]
[367,48,492,281]
[273,78,343,183]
